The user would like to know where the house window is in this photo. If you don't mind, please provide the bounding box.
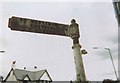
[23,80,28,83]
[39,80,49,83]
[45,80,51,83]
[40,80,44,83]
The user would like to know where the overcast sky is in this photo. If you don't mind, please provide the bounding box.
[0,0,119,81]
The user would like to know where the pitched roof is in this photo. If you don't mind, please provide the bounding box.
[5,68,52,82]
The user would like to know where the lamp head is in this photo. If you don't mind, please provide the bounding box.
[0,51,5,53]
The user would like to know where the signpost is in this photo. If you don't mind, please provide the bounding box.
[8,16,87,81]
[8,16,69,36]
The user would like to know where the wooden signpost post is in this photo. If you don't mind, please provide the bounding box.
[8,16,87,81]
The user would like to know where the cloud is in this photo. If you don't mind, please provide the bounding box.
[105,30,118,44]
[94,28,118,60]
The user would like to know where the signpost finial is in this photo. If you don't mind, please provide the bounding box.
[71,19,76,24]
[69,19,80,44]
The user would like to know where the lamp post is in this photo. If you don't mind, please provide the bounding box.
[93,47,118,80]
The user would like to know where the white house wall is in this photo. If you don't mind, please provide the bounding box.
[24,76,29,80]
[7,71,17,81]
[40,72,51,81]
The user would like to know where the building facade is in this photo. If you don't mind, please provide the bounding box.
[3,68,52,83]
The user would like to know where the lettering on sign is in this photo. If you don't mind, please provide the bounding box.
[8,16,70,37]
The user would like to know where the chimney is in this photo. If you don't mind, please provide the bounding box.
[24,67,26,70]
[34,66,37,70]
[12,61,16,70]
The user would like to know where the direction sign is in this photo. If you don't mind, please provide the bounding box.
[8,16,70,36]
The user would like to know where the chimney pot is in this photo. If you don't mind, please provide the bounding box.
[12,61,16,70]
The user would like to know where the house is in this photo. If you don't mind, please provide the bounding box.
[4,68,52,83]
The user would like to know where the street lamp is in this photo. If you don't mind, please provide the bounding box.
[0,50,5,53]
[93,47,118,80]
